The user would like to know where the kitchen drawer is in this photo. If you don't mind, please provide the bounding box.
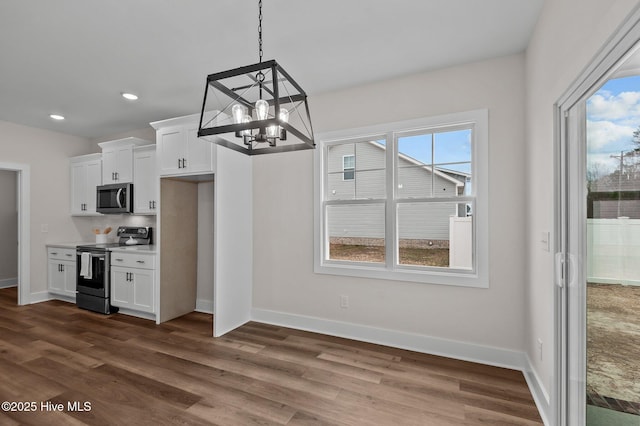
[111,253,156,270]
[47,247,76,262]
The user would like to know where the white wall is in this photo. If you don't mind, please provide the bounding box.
[0,120,93,297]
[197,180,214,312]
[252,54,527,353]
[0,170,17,283]
[524,0,640,400]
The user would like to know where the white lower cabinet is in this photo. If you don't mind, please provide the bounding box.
[110,252,155,314]
[47,247,77,300]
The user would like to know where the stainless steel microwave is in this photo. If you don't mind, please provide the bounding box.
[96,183,133,214]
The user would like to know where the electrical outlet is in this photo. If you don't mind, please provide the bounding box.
[340,295,349,309]
[537,338,543,361]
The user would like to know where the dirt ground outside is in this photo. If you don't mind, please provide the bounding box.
[329,244,449,267]
[587,283,640,410]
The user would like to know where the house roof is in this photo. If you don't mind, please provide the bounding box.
[367,140,466,188]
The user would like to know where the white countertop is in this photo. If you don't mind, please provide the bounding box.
[109,245,157,254]
[46,242,157,254]
[46,242,91,249]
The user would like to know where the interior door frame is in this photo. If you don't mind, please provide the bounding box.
[553,6,640,425]
[0,162,30,305]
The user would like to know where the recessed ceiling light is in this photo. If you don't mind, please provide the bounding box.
[49,114,65,120]
[121,92,138,100]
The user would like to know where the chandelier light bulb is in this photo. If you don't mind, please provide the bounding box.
[255,99,269,120]
[242,114,252,136]
[231,104,246,124]
[266,125,279,138]
[279,108,289,123]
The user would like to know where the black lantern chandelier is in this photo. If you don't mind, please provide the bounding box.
[198,0,315,155]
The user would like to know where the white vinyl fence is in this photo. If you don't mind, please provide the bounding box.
[449,216,472,269]
[587,218,640,286]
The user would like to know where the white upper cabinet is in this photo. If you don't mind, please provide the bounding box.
[99,137,150,184]
[133,145,158,214]
[70,153,102,216]
[151,114,216,176]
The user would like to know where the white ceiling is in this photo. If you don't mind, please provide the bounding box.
[0,0,544,139]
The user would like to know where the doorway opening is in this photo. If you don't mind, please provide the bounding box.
[584,73,640,424]
[555,10,640,425]
[0,163,30,306]
[0,170,18,298]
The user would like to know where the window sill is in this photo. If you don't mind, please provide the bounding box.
[314,261,488,288]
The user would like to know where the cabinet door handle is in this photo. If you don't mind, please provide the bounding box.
[115,258,124,262]
[65,253,73,257]
[182,158,186,168]
[51,252,58,255]
[115,172,119,181]
[136,260,145,264]
[178,158,182,169]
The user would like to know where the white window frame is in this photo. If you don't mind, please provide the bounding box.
[342,154,355,181]
[314,109,489,288]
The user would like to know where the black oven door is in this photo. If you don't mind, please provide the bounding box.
[76,251,110,297]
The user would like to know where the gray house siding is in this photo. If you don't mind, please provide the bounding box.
[327,142,386,200]
[327,141,464,242]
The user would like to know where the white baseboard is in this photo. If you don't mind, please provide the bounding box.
[195,298,214,314]
[251,308,527,370]
[31,291,54,304]
[115,307,155,321]
[523,355,551,426]
[0,278,17,288]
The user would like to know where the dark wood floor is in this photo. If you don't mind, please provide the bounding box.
[0,287,542,425]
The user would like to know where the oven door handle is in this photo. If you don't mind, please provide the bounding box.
[78,252,106,260]
[116,188,124,208]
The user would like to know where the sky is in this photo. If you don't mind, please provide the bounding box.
[397,129,472,174]
[587,75,640,175]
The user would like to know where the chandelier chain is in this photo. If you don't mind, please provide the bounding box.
[258,0,263,64]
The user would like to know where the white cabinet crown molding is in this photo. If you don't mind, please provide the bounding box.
[97,137,152,150]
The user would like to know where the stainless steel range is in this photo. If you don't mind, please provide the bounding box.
[76,226,152,314]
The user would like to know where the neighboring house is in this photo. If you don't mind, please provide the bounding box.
[327,141,468,245]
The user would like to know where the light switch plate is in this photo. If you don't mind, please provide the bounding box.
[540,231,549,252]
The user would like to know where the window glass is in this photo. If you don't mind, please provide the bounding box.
[397,129,472,199]
[326,203,385,263]
[397,202,473,269]
[343,155,355,180]
[327,140,386,200]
